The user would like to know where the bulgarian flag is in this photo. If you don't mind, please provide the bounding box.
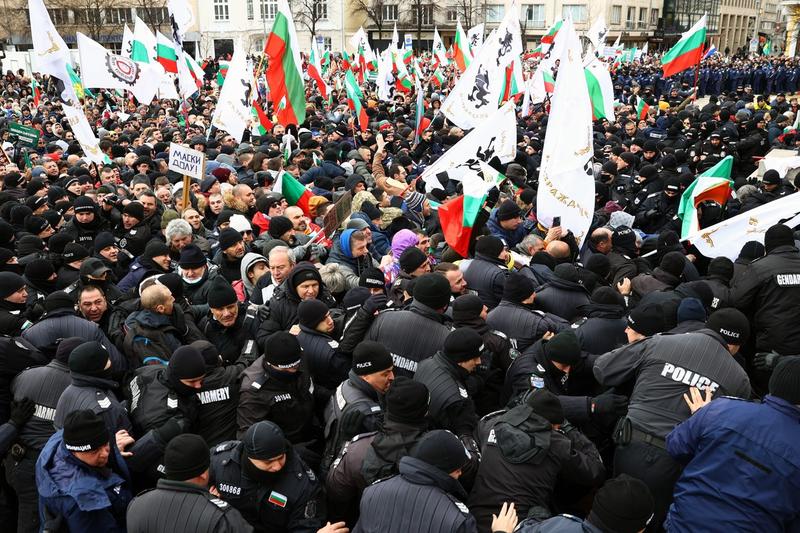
[499,61,524,104]
[155,32,178,73]
[265,0,307,126]
[585,60,615,121]
[341,50,352,71]
[185,55,204,86]
[308,39,329,99]
[541,19,563,45]
[431,66,446,87]
[635,98,650,120]
[678,155,734,238]
[216,60,229,86]
[321,50,331,73]
[251,100,273,135]
[396,70,413,93]
[31,78,41,107]
[439,172,494,257]
[453,19,471,72]
[402,48,413,65]
[543,71,555,93]
[345,70,368,132]
[661,14,706,78]
[414,79,428,142]
[273,170,312,216]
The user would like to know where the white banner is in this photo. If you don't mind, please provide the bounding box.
[211,48,253,142]
[62,104,108,165]
[421,100,517,191]
[536,19,595,247]
[168,142,205,179]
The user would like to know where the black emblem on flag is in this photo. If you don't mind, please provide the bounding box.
[468,66,490,108]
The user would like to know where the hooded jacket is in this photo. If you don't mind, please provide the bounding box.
[236,252,267,302]
[326,229,379,291]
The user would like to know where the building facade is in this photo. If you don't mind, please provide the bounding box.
[718,0,757,54]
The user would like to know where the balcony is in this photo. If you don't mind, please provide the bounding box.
[637,21,648,29]
[625,20,635,29]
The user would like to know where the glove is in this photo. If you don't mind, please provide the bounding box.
[754,352,782,371]
[154,416,188,444]
[338,409,366,442]
[9,397,35,427]
[459,434,481,461]
[591,392,629,417]
[362,293,388,314]
[257,303,271,321]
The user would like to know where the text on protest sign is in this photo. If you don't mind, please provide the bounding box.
[168,142,205,180]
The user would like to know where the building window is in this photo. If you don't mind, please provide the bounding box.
[446,8,457,22]
[48,8,69,25]
[106,8,132,24]
[626,6,635,28]
[322,36,332,51]
[414,4,433,25]
[247,0,254,20]
[260,0,278,20]
[144,7,170,24]
[650,8,659,26]
[610,5,621,24]
[525,4,545,28]
[314,0,327,20]
[75,9,102,25]
[638,7,647,28]
[382,4,398,21]
[562,4,587,24]
[487,4,505,23]
[214,0,229,21]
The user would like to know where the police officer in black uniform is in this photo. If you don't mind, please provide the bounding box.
[126,345,206,483]
[322,341,394,469]
[593,308,752,531]
[209,421,326,533]
[190,340,252,447]
[4,337,78,533]
[237,332,322,449]
[0,272,31,336]
[127,433,254,533]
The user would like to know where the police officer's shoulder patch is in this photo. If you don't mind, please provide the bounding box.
[213,441,237,454]
[209,497,229,510]
[559,514,583,523]
[454,501,470,514]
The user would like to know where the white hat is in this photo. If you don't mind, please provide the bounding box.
[229,214,252,233]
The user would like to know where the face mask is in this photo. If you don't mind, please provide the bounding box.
[181,274,203,285]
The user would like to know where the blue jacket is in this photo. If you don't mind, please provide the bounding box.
[486,210,529,248]
[350,212,391,257]
[36,429,132,532]
[666,395,800,533]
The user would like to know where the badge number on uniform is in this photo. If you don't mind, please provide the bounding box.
[268,491,288,508]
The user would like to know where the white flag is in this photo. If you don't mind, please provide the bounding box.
[688,193,800,260]
[350,26,375,62]
[376,48,393,102]
[121,24,133,58]
[28,0,71,78]
[77,32,164,104]
[132,15,157,63]
[420,100,518,191]
[62,104,109,165]
[158,74,180,100]
[584,57,616,123]
[432,28,448,64]
[167,0,194,38]
[467,24,485,54]
[587,15,608,51]
[536,19,595,247]
[211,48,253,142]
[392,22,399,51]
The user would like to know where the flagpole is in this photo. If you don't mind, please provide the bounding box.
[692,60,699,102]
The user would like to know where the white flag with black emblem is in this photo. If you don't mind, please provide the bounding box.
[211,48,253,143]
[77,33,163,104]
[420,101,517,192]
[441,1,522,129]
[536,19,595,247]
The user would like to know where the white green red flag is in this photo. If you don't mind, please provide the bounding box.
[584,59,615,121]
[635,98,650,120]
[265,0,306,126]
[308,39,329,99]
[345,70,368,132]
[273,170,313,216]
[31,78,41,107]
[431,66,446,87]
[251,100,273,135]
[439,171,496,257]
[453,19,471,72]
[432,28,448,66]
[678,156,734,238]
[541,19,563,45]
[661,14,706,77]
[155,32,178,73]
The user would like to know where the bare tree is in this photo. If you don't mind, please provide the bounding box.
[453,0,481,29]
[290,0,327,38]
[0,0,29,47]
[352,0,388,42]
[46,0,121,42]
[132,0,170,32]
[404,0,441,46]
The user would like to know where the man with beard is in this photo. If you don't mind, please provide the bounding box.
[114,201,151,259]
[138,191,163,236]
[62,196,108,250]
[118,241,172,293]
[0,271,32,335]
[77,285,116,341]
[214,228,246,282]
[434,262,469,299]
